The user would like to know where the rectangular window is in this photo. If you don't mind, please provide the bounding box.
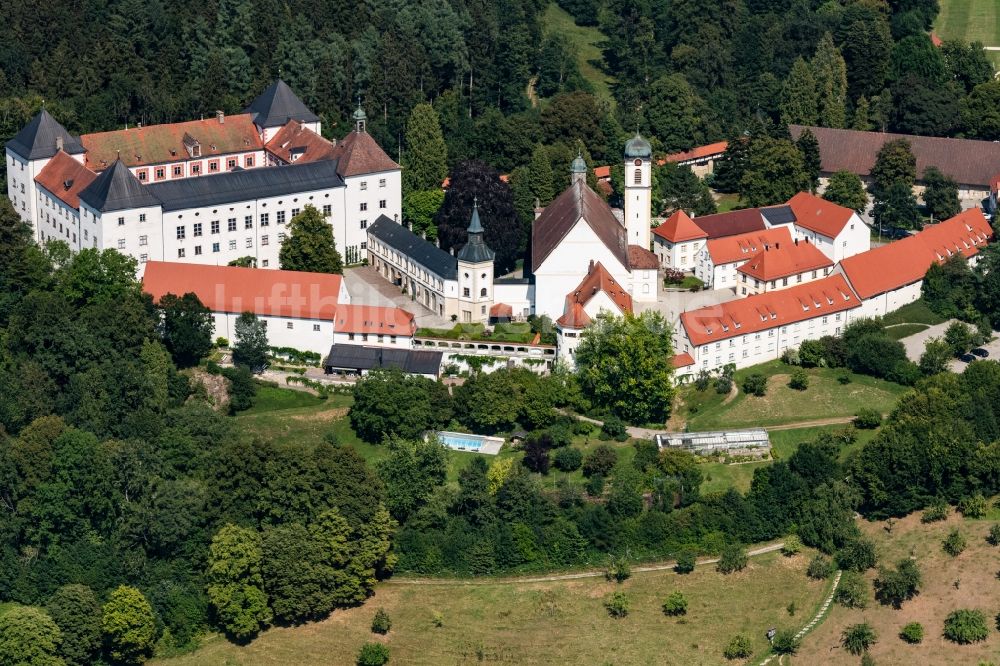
[173,165,183,176]
[227,158,236,170]
[245,156,254,167]
[286,322,293,330]
[139,213,146,222]
[212,242,220,253]
[322,204,331,217]
[193,223,203,237]
[291,208,300,218]
[229,240,237,250]
[209,160,219,172]
[194,246,202,256]
[262,259,269,267]
[228,218,237,232]
[379,199,386,209]
[137,170,147,181]
[178,248,186,258]
[360,202,367,211]
[176,226,186,239]
[379,179,386,188]
[118,216,125,226]
[211,220,220,234]
[360,219,368,229]
[276,211,286,225]
[140,253,148,263]
[192,163,201,175]
[360,241,367,250]
[246,238,253,248]
[261,235,269,246]
[360,181,368,190]
[117,239,125,249]
[260,213,269,226]
[463,288,470,297]
[139,235,148,246]
[278,232,286,242]
[155,167,165,180]
[244,215,253,229]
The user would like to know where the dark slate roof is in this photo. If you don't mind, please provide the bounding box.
[457,203,495,263]
[6,109,85,160]
[147,159,344,211]
[368,215,457,279]
[531,180,628,272]
[761,205,796,226]
[245,80,320,129]
[324,344,443,375]
[78,160,161,212]
[691,208,767,239]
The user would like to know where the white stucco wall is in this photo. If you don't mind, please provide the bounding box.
[653,236,704,271]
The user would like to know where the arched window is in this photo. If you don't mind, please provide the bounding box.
[633,168,642,185]
[480,288,487,297]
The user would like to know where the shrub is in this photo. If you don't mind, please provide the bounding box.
[899,622,924,644]
[431,611,444,627]
[874,559,921,608]
[807,554,834,580]
[717,543,748,574]
[921,500,949,523]
[357,642,390,666]
[860,655,875,666]
[573,420,595,435]
[781,535,802,556]
[987,524,1000,546]
[605,555,631,583]
[714,374,733,394]
[837,537,877,572]
[371,608,391,635]
[215,336,229,347]
[781,347,801,365]
[723,634,753,660]
[853,408,882,429]
[771,629,800,654]
[662,591,688,616]
[788,368,809,390]
[582,445,618,478]
[943,529,967,556]
[958,494,989,518]
[842,622,878,655]
[604,591,630,618]
[799,339,827,367]
[585,474,605,497]
[835,572,870,609]
[943,609,989,644]
[694,369,712,391]
[837,373,852,384]
[742,373,767,396]
[600,416,627,441]
[553,447,583,472]
[674,550,697,574]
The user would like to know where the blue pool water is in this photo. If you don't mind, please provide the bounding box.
[438,435,483,451]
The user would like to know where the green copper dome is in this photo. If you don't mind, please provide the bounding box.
[570,153,587,173]
[624,132,652,159]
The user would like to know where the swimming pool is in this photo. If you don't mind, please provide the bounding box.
[433,431,504,455]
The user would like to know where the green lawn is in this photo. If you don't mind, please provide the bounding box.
[714,193,742,212]
[154,549,827,666]
[885,323,929,340]
[415,322,535,344]
[678,361,908,431]
[881,299,946,326]
[242,385,326,414]
[935,0,1000,46]
[542,3,615,105]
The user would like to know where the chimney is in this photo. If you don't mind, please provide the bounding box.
[533,198,543,220]
[588,259,595,273]
[55,136,63,152]
[217,110,225,124]
[775,242,780,249]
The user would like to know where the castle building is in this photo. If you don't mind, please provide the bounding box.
[6,81,401,271]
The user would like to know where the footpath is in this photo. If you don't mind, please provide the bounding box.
[756,569,843,666]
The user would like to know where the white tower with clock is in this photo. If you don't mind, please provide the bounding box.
[623,132,652,249]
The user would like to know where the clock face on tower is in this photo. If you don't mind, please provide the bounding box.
[633,159,642,166]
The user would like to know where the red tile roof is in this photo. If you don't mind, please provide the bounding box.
[790,125,1000,188]
[783,192,855,239]
[328,130,400,177]
[333,304,415,336]
[681,275,859,346]
[81,114,263,170]
[628,244,660,269]
[142,262,344,320]
[736,238,833,282]
[661,141,728,164]
[839,209,993,299]
[688,208,767,239]
[670,352,695,368]
[33,151,97,209]
[652,210,709,243]
[594,165,611,179]
[705,227,791,265]
[556,262,632,328]
[489,303,513,318]
[265,120,337,165]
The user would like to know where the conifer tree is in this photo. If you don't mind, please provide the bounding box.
[528,144,555,206]
[796,129,822,194]
[779,58,818,127]
[852,96,872,130]
[811,33,847,128]
[402,103,448,195]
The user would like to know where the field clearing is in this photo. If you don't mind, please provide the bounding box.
[678,361,908,431]
[796,510,1000,665]
[542,3,614,105]
[935,0,1000,47]
[156,551,827,666]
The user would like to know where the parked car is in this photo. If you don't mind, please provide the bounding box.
[972,348,990,358]
[960,353,977,363]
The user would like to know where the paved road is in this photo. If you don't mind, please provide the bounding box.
[388,542,785,586]
[342,265,452,328]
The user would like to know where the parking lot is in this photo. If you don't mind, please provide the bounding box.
[899,319,1000,372]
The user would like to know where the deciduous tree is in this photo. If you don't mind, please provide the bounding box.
[206,524,272,639]
[402,189,445,240]
[279,205,343,273]
[822,171,868,212]
[46,585,101,666]
[101,586,157,665]
[0,606,65,666]
[232,312,269,373]
[740,137,809,207]
[159,292,214,368]
[657,163,716,216]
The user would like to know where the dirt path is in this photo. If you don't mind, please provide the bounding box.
[764,416,855,431]
[387,542,785,586]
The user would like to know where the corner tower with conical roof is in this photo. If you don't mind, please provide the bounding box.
[624,132,652,249]
[456,197,495,323]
